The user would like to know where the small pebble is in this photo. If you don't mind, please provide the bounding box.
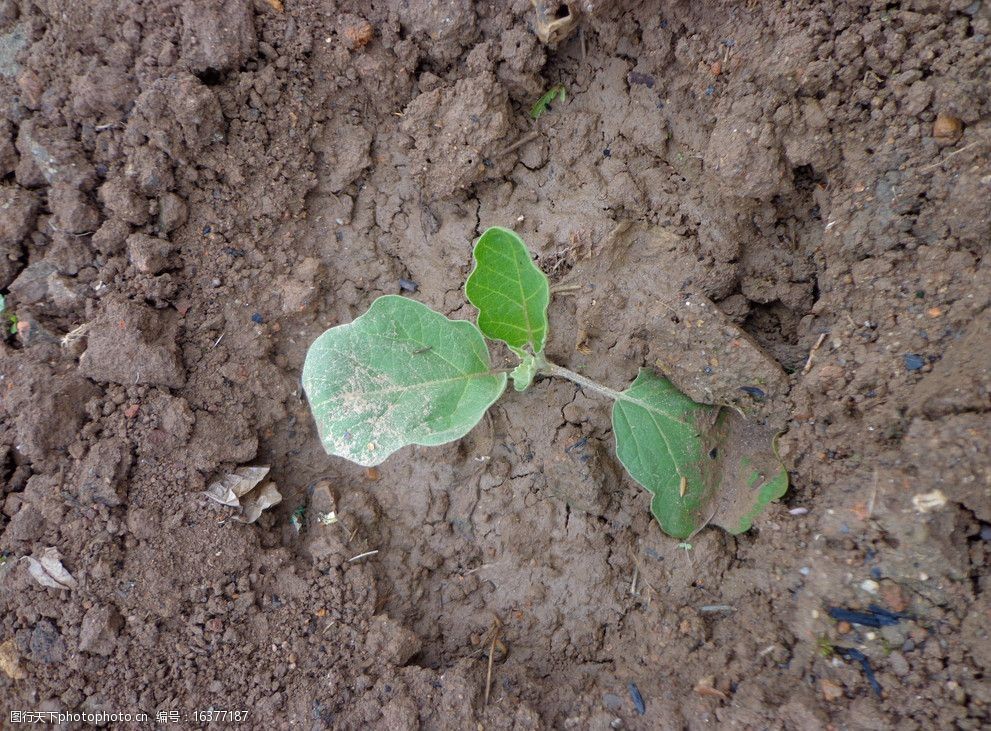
[933,112,963,142]
[799,566,810,576]
[880,582,908,612]
[903,354,925,371]
[888,651,910,677]
[251,313,265,324]
[979,524,991,541]
[820,678,843,702]
[837,621,852,634]
[602,693,623,711]
[399,278,418,292]
[902,639,916,653]
[789,507,809,515]
[860,579,880,594]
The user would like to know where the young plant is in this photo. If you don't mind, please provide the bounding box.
[302,227,788,539]
[530,84,566,120]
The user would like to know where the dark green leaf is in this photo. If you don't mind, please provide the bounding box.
[465,227,550,353]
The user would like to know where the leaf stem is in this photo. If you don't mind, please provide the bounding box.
[536,355,623,401]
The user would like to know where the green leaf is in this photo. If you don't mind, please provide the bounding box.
[510,350,537,392]
[465,227,550,353]
[611,369,787,539]
[302,295,507,467]
[530,84,566,119]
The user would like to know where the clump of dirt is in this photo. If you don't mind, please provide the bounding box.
[1,0,989,728]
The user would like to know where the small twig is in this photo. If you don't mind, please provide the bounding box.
[699,604,735,613]
[497,130,541,156]
[626,548,657,604]
[61,322,91,348]
[867,468,878,518]
[346,550,379,562]
[919,140,984,172]
[802,332,828,375]
[484,617,502,706]
[47,220,95,237]
[579,27,587,61]
[94,122,120,131]
[213,333,225,348]
[549,282,581,295]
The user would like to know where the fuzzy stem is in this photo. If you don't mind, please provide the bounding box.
[536,355,624,401]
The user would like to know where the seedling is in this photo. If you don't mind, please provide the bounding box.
[302,227,788,539]
[530,84,566,119]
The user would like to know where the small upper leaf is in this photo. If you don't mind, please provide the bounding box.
[611,369,787,539]
[302,295,507,467]
[510,350,537,392]
[466,227,550,353]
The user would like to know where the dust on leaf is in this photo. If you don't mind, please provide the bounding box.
[302,295,507,467]
[465,227,550,354]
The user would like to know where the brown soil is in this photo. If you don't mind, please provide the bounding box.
[1,0,989,728]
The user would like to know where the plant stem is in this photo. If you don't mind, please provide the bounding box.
[536,355,623,401]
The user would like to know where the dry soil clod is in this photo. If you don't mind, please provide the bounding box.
[531,1,580,45]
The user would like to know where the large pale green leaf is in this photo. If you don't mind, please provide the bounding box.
[612,369,788,539]
[465,227,550,354]
[302,295,507,467]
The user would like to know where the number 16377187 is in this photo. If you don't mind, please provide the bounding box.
[193,710,250,723]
